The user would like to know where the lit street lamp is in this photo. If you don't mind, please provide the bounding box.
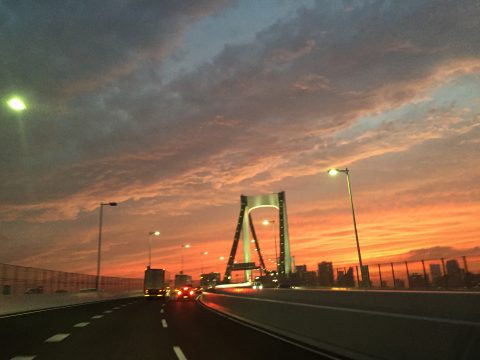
[263,219,278,272]
[200,251,208,274]
[96,202,118,291]
[328,168,364,280]
[180,244,190,274]
[7,96,27,111]
[147,231,161,267]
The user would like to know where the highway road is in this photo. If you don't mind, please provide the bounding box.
[0,296,332,360]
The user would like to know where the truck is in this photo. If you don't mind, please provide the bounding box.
[174,273,192,289]
[143,267,168,299]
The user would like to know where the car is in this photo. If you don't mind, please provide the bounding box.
[25,286,44,294]
[175,286,196,301]
[252,281,263,290]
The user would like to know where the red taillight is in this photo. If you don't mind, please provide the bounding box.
[189,290,194,295]
[177,290,182,296]
[183,287,188,290]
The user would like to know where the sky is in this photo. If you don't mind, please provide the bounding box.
[1,0,479,279]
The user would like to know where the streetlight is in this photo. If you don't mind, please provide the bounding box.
[180,244,190,274]
[7,96,27,111]
[200,251,208,274]
[147,231,161,267]
[263,219,277,272]
[328,167,364,281]
[96,202,118,291]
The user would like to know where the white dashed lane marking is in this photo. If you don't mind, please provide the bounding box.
[162,319,168,328]
[173,346,187,360]
[10,356,36,360]
[45,333,70,342]
[91,315,104,319]
[103,310,113,313]
[73,322,90,328]
[160,309,164,314]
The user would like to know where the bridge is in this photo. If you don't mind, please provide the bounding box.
[1,261,480,360]
[2,194,479,359]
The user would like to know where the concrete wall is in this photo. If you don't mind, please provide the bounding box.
[200,289,480,360]
[0,290,142,316]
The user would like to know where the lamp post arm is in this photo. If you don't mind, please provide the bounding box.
[148,237,152,268]
[96,205,104,290]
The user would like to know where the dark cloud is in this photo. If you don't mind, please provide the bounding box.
[1,0,479,229]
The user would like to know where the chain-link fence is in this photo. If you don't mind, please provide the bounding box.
[330,254,480,290]
[0,263,143,295]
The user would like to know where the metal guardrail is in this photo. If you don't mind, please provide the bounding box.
[0,263,142,295]
[337,254,480,290]
[295,254,480,290]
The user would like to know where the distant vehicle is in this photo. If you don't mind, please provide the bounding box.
[174,273,192,289]
[175,286,196,301]
[79,288,96,292]
[25,286,43,294]
[144,267,167,299]
[252,281,263,290]
[277,283,293,289]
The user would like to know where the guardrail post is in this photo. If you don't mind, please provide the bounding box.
[391,262,396,289]
[462,256,469,288]
[405,261,411,289]
[441,258,447,288]
[355,266,360,288]
[378,264,383,288]
[421,260,428,288]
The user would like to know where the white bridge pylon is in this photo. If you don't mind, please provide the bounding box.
[224,191,292,282]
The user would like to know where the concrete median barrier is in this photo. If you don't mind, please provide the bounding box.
[200,289,480,360]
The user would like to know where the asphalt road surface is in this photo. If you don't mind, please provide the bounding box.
[0,296,333,360]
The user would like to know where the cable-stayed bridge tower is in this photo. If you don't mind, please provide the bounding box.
[224,191,292,282]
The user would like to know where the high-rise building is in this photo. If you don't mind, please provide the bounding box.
[304,271,317,286]
[318,262,334,287]
[446,259,463,287]
[337,267,355,287]
[291,265,308,286]
[295,265,307,273]
[429,263,443,288]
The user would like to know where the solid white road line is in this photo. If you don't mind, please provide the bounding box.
[73,322,90,328]
[173,346,187,360]
[10,356,36,360]
[160,309,164,314]
[45,333,70,343]
[215,293,480,327]
[162,319,168,328]
[91,315,104,319]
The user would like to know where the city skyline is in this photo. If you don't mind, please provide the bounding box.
[1,0,479,278]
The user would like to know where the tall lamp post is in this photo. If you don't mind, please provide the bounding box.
[200,251,208,274]
[96,202,118,291]
[218,256,225,275]
[147,231,161,267]
[262,219,277,272]
[180,244,190,274]
[328,168,364,282]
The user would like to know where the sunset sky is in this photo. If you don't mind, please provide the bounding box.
[1,0,479,279]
